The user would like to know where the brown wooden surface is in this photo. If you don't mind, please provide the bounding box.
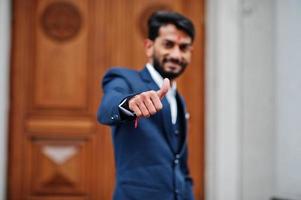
[8,0,205,199]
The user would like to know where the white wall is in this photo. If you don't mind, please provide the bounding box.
[275,0,301,199]
[0,0,11,198]
[241,0,276,199]
[206,0,242,199]
[207,1,276,200]
[206,0,277,200]
[207,0,301,200]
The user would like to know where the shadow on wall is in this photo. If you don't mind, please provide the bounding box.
[271,197,298,200]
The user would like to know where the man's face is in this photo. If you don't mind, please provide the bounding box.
[145,24,193,80]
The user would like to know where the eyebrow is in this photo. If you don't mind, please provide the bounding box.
[163,38,192,45]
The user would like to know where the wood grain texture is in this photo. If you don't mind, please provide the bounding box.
[9,0,205,199]
[34,0,88,109]
[26,118,95,134]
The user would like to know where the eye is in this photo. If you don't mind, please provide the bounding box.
[163,40,175,49]
[179,44,191,52]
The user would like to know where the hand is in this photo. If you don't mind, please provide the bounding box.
[129,78,170,118]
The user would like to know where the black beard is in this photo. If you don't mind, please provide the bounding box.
[152,56,187,80]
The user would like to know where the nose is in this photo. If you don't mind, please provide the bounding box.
[169,46,182,60]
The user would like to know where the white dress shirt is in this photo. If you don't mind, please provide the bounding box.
[146,63,178,124]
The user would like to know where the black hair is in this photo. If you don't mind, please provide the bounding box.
[147,10,195,42]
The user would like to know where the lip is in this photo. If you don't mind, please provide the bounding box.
[164,62,181,71]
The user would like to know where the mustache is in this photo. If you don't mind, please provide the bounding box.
[162,57,186,67]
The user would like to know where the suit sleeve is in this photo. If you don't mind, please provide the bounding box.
[97,69,137,126]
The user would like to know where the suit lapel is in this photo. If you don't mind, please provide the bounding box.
[139,67,160,91]
[161,97,177,153]
[176,92,188,155]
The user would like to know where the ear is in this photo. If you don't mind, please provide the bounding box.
[144,39,154,58]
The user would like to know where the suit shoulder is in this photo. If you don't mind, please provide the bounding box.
[102,67,140,86]
[104,67,139,78]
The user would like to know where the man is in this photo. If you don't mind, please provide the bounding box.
[97,10,195,200]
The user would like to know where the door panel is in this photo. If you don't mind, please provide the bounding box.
[9,0,205,199]
[34,0,89,109]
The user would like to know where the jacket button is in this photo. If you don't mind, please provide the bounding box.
[174,159,179,164]
[111,115,119,120]
[175,189,179,194]
[175,154,180,159]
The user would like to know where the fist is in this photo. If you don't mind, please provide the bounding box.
[129,78,170,118]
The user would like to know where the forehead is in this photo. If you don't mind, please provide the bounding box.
[157,24,192,44]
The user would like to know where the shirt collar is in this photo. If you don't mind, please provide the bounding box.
[146,63,177,95]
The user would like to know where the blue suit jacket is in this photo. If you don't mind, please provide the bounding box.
[97,67,194,200]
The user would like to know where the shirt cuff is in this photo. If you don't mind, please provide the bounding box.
[118,98,135,117]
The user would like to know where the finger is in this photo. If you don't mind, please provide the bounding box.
[129,104,142,117]
[144,98,157,115]
[157,78,170,99]
[137,101,150,117]
[150,94,163,111]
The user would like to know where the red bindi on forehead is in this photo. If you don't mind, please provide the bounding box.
[175,34,192,44]
[176,35,183,42]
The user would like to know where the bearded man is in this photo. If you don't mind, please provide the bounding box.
[97,10,195,200]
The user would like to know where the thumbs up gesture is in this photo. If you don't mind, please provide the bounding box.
[129,78,170,118]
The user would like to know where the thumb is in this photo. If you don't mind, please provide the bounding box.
[157,78,170,99]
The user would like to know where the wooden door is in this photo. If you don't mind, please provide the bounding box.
[8,0,205,199]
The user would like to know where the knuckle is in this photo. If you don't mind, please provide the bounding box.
[144,92,152,100]
[129,101,138,108]
[130,97,138,104]
[135,96,141,101]
[149,90,156,95]
[129,99,134,105]
[141,92,148,97]
[157,104,163,110]
[150,110,156,115]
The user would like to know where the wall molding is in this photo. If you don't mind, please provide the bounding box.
[205,0,242,199]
